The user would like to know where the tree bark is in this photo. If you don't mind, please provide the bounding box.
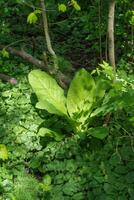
[98,0,102,61]
[104,0,116,127]
[108,0,116,71]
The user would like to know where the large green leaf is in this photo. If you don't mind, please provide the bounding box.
[87,127,109,139]
[28,70,67,116]
[67,68,96,132]
[95,78,110,99]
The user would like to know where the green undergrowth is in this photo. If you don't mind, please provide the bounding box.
[0,64,134,200]
[30,127,134,200]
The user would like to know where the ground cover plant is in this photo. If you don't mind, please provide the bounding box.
[28,64,134,141]
[0,0,134,199]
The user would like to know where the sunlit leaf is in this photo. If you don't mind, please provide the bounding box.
[67,68,96,132]
[1,48,9,58]
[0,144,8,160]
[58,4,67,12]
[71,0,81,11]
[28,70,68,116]
[27,12,38,24]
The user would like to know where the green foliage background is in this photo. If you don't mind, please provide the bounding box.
[0,62,134,199]
[0,0,134,199]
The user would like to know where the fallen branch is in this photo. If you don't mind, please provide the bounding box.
[7,47,48,71]
[0,73,17,85]
[0,45,70,88]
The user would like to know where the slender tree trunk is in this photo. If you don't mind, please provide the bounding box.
[131,0,134,46]
[98,0,102,61]
[108,0,116,71]
[40,0,58,71]
[105,34,108,61]
[104,0,116,127]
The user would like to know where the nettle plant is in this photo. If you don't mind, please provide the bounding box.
[28,63,134,141]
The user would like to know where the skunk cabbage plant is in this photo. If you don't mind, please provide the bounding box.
[28,68,111,140]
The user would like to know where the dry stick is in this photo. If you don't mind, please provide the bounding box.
[40,0,58,72]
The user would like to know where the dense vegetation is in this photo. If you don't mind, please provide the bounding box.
[0,0,134,199]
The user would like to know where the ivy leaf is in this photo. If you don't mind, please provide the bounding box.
[0,144,8,160]
[87,127,109,140]
[43,175,52,185]
[58,4,67,13]
[27,12,38,24]
[40,175,52,191]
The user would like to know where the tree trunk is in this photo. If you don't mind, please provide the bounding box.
[40,0,58,71]
[104,0,116,127]
[98,0,102,61]
[108,0,116,71]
